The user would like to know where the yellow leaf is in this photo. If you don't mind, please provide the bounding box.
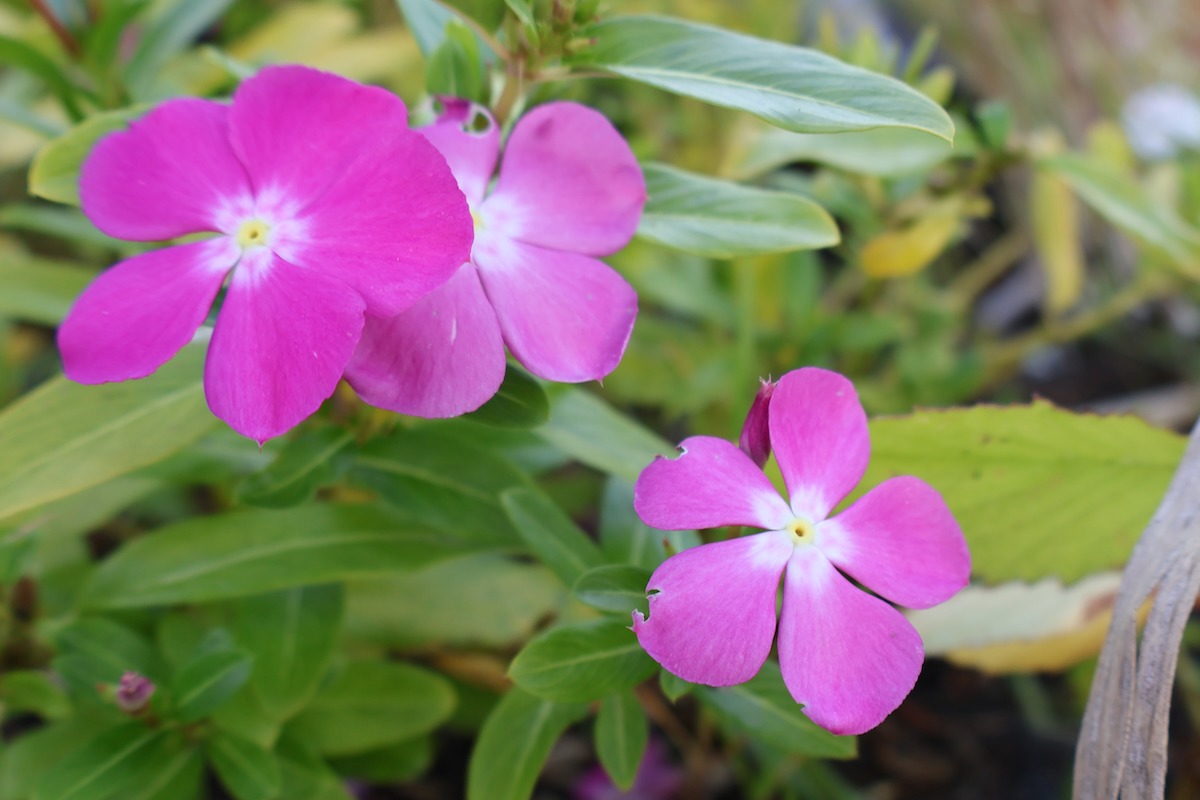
[1032,168,1084,314]
[860,204,961,278]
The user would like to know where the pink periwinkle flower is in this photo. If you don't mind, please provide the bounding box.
[574,739,681,800]
[114,671,155,714]
[58,65,472,443]
[631,368,971,735]
[344,98,645,417]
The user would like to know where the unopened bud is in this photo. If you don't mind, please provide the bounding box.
[114,671,155,714]
[738,378,775,468]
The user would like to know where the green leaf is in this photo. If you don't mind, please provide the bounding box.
[728,125,954,180]
[425,19,485,103]
[171,648,254,723]
[0,257,96,325]
[123,744,204,800]
[236,428,355,509]
[352,427,532,547]
[465,364,551,429]
[598,477,699,568]
[327,737,433,782]
[273,736,354,800]
[285,661,456,756]
[0,670,71,719]
[572,564,651,615]
[501,488,606,587]
[394,0,499,61]
[855,400,1186,584]
[508,618,657,703]
[29,106,148,205]
[82,504,474,608]
[235,584,344,721]
[595,690,647,791]
[34,723,167,800]
[504,0,535,28]
[658,669,693,702]
[54,617,166,692]
[571,16,953,140]
[206,731,282,800]
[1041,153,1200,273]
[124,0,237,98]
[0,711,117,800]
[538,389,672,483]
[211,684,281,751]
[466,688,588,800]
[637,162,839,258]
[0,205,129,251]
[0,35,84,121]
[0,344,217,520]
[696,661,856,759]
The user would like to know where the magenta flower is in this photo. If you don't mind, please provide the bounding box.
[344,98,645,417]
[631,368,970,735]
[114,671,155,714]
[58,66,472,442]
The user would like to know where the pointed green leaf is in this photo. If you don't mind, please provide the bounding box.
[501,488,606,587]
[637,162,839,258]
[466,364,551,429]
[466,688,588,800]
[0,712,117,800]
[29,106,148,204]
[34,723,167,800]
[658,669,693,701]
[207,731,281,800]
[172,648,253,723]
[595,690,647,791]
[508,618,657,703]
[0,35,84,121]
[123,744,204,800]
[538,389,672,483]
[236,428,355,509]
[571,16,953,140]
[572,564,651,615]
[728,125,954,180]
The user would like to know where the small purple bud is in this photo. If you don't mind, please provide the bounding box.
[738,378,775,468]
[114,671,155,714]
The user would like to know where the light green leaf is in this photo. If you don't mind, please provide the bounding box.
[206,731,282,800]
[352,427,532,547]
[855,400,1186,584]
[595,690,647,791]
[1041,153,1200,273]
[0,344,217,520]
[501,488,606,587]
[211,684,281,751]
[571,16,953,140]
[0,35,84,121]
[236,428,355,509]
[465,364,551,429]
[508,618,657,703]
[285,660,456,756]
[236,584,344,721]
[729,125,954,180]
[466,688,588,800]
[0,257,95,325]
[34,723,167,800]
[394,0,499,61]
[572,564,651,615]
[538,389,672,483]
[0,204,128,250]
[82,504,476,608]
[637,162,838,258]
[659,669,693,702]
[598,477,699,568]
[172,648,254,723]
[425,18,485,103]
[697,661,856,759]
[29,106,148,205]
[124,0,237,98]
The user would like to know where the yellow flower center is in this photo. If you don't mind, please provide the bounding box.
[471,209,485,230]
[237,219,271,249]
[786,517,815,546]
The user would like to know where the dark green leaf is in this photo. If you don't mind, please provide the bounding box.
[595,690,647,791]
[0,35,84,120]
[286,661,456,756]
[696,661,856,759]
[236,428,355,509]
[54,617,166,696]
[0,670,71,719]
[501,488,606,587]
[236,584,344,721]
[124,744,204,800]
[0,344,217,520]
[29,106,148,205]
[34,723,167,800]
[328,737,433,782]
[975,99,1012,151]
[571,16,953,140]
[598,477,699,568]
[508,618,657,703]
[171,648,253,723]
[82,504,475,608]
[211,684,281,751]
[637,162,839,257]
[572,564,651,615]
[352,427,532,547]
[538,389,671,482]
[206,731,281,800]
[274,736,354,800]
[466,688,588,800]
[466,364,551,429]
[0,711,116,800]
[124,0,237,98]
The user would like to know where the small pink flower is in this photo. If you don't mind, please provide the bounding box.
[58,65,472,443]
[631,368,970,736]
[738,377,775,468]
[575,739,681,800]
[114,671,155,714]
[344,98,645,418]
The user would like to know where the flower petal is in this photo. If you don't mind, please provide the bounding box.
[769,368,870,521]
[479,101,645,256]
[419,98,500,208]
[777,546,924,735]
[59,238,238,384]
[632,531,793,686]
[345,264,506,418]
[205,249,365,443]
[472,233,636,383]
[228,65,408,209]
[634,436,792,531]
[80,99,252,240]
[816,476,970,609]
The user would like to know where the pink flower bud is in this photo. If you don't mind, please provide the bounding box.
[738,378,775,468]
[114,671,155,714]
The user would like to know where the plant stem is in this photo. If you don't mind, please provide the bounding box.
[28,0,80,58]
[946,230,1029,311]
[430,0,511,60]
